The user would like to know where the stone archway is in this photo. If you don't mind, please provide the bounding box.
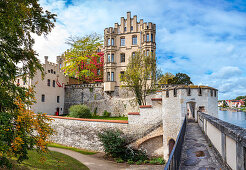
[168,138,175,156]
[186,102,196,121]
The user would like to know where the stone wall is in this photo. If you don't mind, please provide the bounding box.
[49,116,158,152]
[198,112,246,170]
[64,84,139,116]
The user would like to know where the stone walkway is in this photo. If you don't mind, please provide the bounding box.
[49,147,164,170]
[179,122,228,170]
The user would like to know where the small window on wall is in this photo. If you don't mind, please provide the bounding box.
[41,94,45,102]
[48,70,50,73]
[47,79,50,86]
[173,88,177,97]
[131,26,133,31]
[124,27,126,32]
[166,90,169,98]
[111,38,114,46]
[51,69,53,74]
[111,54,114,62]
[107,72,110,81]
[120,37,125,46]
[111,72,114,81]
[107,38,110,46]
[107,54,110,62]
[53,80,55,87]
[187,88,191,96]
[151,34,153,42]
[146,34,149,41]
[210,89,213,96]
[132,35,137,45]
[214,90,217,97]
[54,71,56,74]
[120,71,125,79]
[120,53,125,62]
[57,96,60,103]
[198,87,202,96]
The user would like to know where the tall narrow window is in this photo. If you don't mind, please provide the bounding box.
[120,37,125,46]
[124,27,126,32]
[187,88,191,96]
[48,70,50,73]
[57,96,60,103]
[210,89,213,96]
[41,94,45,102]
[51,69,53,74]
[107,72,110,81]
[166,90,169,98]
[120,53,125,62]
[111,72,114,81]
[132,35,137,45]
[120,71,125,79]
[198,87,202,96]
[131,26,133,31]
[47,79,50,86]
[151,34,153,42]
[107,54,110,62]
[214,90,217,97]
[146,34,149,41]
[108,38,110,46]
[174,88,177,97]
[53,80,55,87]
[111,54,114,62]
[111,38,114,46]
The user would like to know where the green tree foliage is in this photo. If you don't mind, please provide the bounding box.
[120,51,156,105]
[69,105,92,118]
[235,96,246,100]
[62,34,103,83]
[0,0,56,167]
[158,72,175,84]
[169,73,193,85]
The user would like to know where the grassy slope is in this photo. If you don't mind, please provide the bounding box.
[48,143,97,155]
[12,150,89,170]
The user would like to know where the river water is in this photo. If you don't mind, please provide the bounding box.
[217,108,246,129]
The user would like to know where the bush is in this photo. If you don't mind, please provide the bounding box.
[98,129,148,162]
[149,157,165,165]
[103,110,111,117]
[69,105,91,118]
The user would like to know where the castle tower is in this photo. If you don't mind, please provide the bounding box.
[103,12,156,91]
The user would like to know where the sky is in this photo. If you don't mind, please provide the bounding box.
[34,0,246,100]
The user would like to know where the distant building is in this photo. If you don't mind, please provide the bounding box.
[225,99,244,108]
[103,12,156,91]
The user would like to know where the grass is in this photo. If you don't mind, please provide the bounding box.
[90,116,128,120]
[11,150,89,170]
[48,143,97,155]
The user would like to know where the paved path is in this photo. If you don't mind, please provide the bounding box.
[179,122,228,170]
[49,147,164,170]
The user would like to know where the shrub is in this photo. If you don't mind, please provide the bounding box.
[149,157,165,165]
[114,158,124,163]
[103,110,111,117]
[98,129,148,162]
[69,105,91,118]
[93,107,98,116]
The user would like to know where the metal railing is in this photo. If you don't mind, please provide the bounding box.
[164,116,187,170]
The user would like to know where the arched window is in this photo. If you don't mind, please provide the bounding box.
[187,88,191,96]
[168,139,175,155]
[173,88,177,97]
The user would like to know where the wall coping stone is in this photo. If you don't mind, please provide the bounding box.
[199,112,246,147]
[140,105,152,108]
[46,115,128,124]
[128,112,140,115]
[151,98,162,101]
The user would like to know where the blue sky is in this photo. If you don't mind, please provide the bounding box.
[34,0,246,100]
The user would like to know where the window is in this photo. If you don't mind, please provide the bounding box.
[198,87,202,96]
[151,34,153,42]
[51,69,53,74]
[111,72,114,81]
[111,38,114,46]
[147,50,150,56]
[214,90,217,97]
[111,54,114,62]
[47,79,50,86]
[131,26,133,31]
[174,88,177,97]
[54,71,56,74]
[146,34,149,41]
[166,90,169,98]
[48,70,50,73]
[187,88,191,96]
[107,54,110,62]
[120,53,125,62]
[210,89,213,96]
[57,96,60,103]
[120,37,125,46]
[132,52,136,58]
[53,80,55,87]
[124,27,126,32]
[107,72,110,81]
[108,38,110,46]
[41,94,45,102]
[132,35,137,45]
[120,71,125,79]
[23,80,26,85]
[97,69,100,75]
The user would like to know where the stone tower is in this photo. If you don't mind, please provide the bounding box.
[103,12,156,91]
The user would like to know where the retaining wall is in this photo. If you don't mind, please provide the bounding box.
[198,112,246,170]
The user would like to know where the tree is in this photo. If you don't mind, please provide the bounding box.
[120,51,156,106]
[0,0,56,167]
[158,72,175,84]
[62,34,103,83]
[169,73,193,85]
[235,96,246,100]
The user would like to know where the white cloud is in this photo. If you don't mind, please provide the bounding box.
[34,0,246,100]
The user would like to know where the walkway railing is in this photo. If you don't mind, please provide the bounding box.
[164,116,187,170]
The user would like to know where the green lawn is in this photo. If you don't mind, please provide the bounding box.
[48,143,96,155]
[12,150,89,170]
[90,116,128,120]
